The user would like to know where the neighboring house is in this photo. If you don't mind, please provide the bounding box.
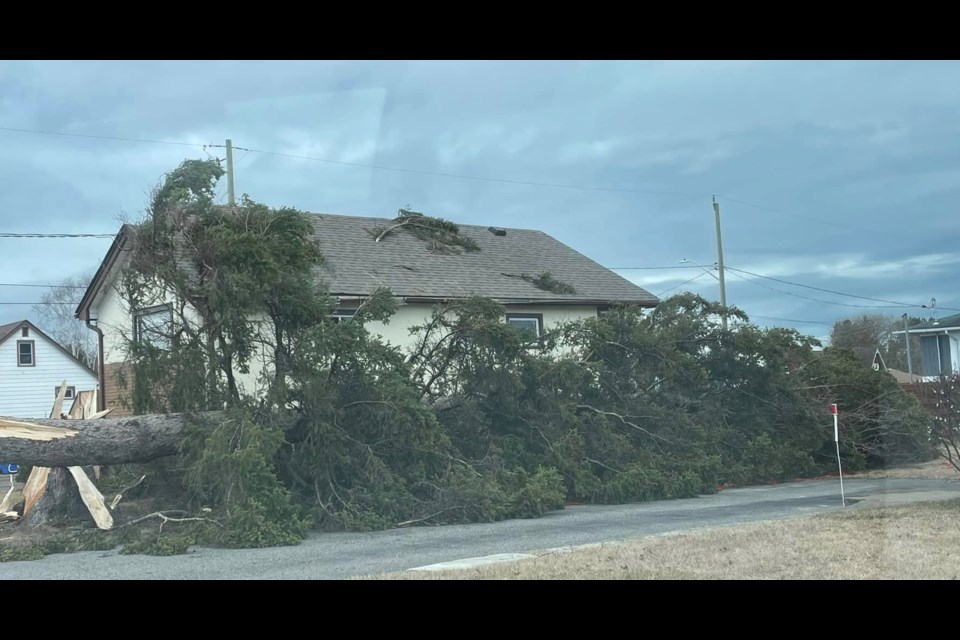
[893,313,960,380]
[0,320,98,418]
[846,346,914,384]
[849,347,887,372]
[75,212,659,415]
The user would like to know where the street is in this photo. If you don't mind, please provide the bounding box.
[1,477,956,579]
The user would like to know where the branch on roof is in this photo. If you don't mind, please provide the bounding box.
[369,208,481,254]
[501,271,577,295]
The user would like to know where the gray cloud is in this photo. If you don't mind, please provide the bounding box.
[2,60,959,343]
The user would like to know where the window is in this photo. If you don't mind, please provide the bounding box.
[597,306,611,318]
[506,313,543,337]
[134,304,174,350]
[330,309,356,323]
[17,340,35,366]
[55,385,76,400]
[21,326,28,337]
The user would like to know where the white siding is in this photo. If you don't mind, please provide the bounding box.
[0,329,98,418]
[233,304,601,396]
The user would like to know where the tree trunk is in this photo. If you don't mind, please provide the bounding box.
[23,467,91,527]
[0,412,222,467]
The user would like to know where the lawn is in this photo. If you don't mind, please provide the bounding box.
[371,498,960,580]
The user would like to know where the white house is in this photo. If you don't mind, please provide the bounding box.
[75,211,659,415]
[0,320,98,418]
[895,312,960,380]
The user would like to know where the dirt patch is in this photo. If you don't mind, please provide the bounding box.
[369,498,960,580]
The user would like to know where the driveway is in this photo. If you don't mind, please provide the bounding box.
[1,477,956,580]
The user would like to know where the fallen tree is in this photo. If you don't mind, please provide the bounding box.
[0,413,221,467]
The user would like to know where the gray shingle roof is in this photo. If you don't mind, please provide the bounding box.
[908,312,960,332]
[306,212,659,305]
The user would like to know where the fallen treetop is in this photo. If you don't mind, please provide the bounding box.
[0,412,223,467]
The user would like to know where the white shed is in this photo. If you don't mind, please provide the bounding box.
[0,320,98,418]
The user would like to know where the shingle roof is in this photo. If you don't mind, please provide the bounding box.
[0,320,25,343]
[307,213,659,305]
[907,312,960,332]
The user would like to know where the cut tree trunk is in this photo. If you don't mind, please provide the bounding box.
[0,412,222,468]
[24,467,91,526]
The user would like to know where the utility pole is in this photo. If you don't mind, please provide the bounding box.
[713,196,728,330]
[226,138,236,206]
[903,313,914,383]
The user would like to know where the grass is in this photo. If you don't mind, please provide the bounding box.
[370,499,960,580]
[849,457,959,480]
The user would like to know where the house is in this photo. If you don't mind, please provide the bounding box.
[849,347,887,372]
[75,211,659,415]
[0,320,98,418]
[893,312,960,380]
[847,346,914,384]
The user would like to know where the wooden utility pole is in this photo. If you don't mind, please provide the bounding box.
[226,138,236,206]
[713,196,728,330]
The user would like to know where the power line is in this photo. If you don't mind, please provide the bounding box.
[0,302,59,305]
[0,126,206,148]
[724,268,907,309]
[0,233,114,239]
[726,265,960,312]
[0,282,86,288]
[725,266,915,307]
[609,265,705,270]
[656,271,710,297]
[229,144,706,197]
[750,314,834,326]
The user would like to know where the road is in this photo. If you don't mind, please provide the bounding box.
[1,477,957,579]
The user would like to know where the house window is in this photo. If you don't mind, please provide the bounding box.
[21,326,29,337]
[134,304,174,350]
[17,340,35,366]
[597,306,611,318]
[506,313,543,337]
[55,385,76,400]
[330,309,356,323]
[920,334,954,376]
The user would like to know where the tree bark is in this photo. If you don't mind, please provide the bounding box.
[0,412,222,467]
[23,467,90,527]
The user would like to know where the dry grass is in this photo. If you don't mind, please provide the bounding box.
[370,499,960,580]
[850,457,959,480]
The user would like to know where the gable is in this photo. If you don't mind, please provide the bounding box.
[0,320,97,376]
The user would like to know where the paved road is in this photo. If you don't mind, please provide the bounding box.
[1,477,957,579]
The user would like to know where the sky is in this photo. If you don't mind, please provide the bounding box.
[2,60,959,343]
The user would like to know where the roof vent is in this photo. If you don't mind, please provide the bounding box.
[488,226,507,237]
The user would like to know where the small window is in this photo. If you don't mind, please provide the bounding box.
[506,313,543,337]
[17,340,35,366]
[134,305,174,350]
[330,309,356,323]
[55,385,76,400]
[597,306,611,318]
[21,326,29,337]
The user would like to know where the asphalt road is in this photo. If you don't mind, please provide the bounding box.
[1,477,957,579]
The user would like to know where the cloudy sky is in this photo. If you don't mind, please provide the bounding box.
[2,60,959,342]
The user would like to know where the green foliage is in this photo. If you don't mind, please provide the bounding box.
[803,348,935,469]
[506,467,567,518]
[523,272,576,295]
[0,544,45,562]
[179,406,309,547]
[104,158,938,551]
[120,531,195,556]
[371,208,480,254]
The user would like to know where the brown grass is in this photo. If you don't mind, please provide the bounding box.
[849,457,960,480]
[369,499,960,580]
